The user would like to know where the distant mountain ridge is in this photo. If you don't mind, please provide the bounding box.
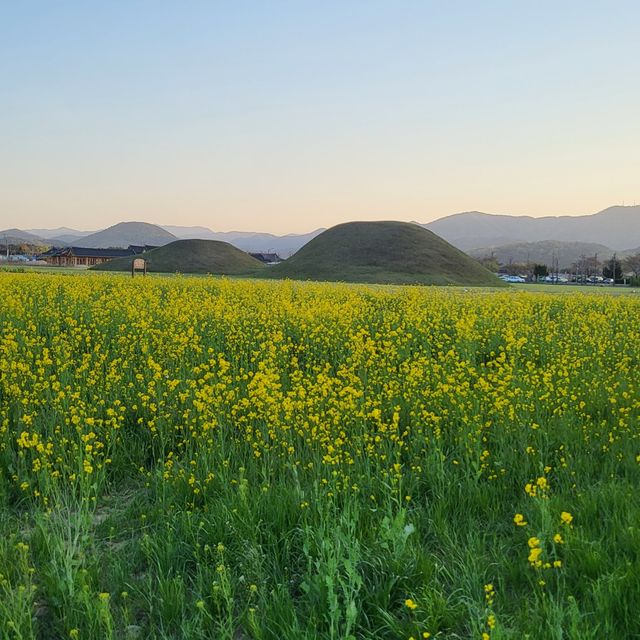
[27,227,94,240]
[162,226,325,257]
[424,206,640,251]
[15,223,323,254]
[79,222,177,248]
[9,204,640,255]
[0,228,51,245]
[25,227,94,245]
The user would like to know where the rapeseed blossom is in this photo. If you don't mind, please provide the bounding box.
[1,272,638,638]
[560,511,574,526]
[513,513,527,526]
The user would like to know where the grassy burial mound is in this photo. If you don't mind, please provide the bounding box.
[264,221,505,286]
[92,239,266,275]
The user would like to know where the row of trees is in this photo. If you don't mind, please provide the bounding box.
[622,253,640,278]
[477,252,640,284]
[1,241,50,258]
[574,253,640,284]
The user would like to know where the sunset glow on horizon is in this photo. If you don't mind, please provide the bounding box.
[2,2,639,233]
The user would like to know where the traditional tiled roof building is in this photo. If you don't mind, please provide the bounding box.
[41,245,153,267]
[249,252,282,264]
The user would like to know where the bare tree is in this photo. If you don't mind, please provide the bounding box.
[475,254,500,272]
[623,252,640,278]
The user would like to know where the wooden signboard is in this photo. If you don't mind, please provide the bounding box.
[132,258,147,276]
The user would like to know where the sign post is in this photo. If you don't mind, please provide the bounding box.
[132,258,147,277]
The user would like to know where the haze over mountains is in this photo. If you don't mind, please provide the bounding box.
[76,222,177,248]
[28,227,94,239]
[1,228,50,245]
[4,205,638,265]
[425,206,640,252]
[8,223,323,256]
[162,226,325,257]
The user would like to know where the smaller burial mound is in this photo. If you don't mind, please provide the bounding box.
[92,239,266,275]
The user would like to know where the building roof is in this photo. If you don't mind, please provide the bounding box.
[44,246,137,258]
[249,252,282,264]
[128,245,158,254]
[38,247,59,257]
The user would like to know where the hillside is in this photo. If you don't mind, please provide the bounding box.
[425,205,640,251]
[92,239,266,275]
[468,240,615,270]
[27,227,93,239]
[26,227,94,245]
[263,221,504,286]
[80,222,176,248]
[0,228,51,246]
[161,225,220,240]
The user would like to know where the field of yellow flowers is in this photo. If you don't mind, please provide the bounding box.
[1,272,639,639]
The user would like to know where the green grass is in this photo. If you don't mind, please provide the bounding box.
[0,264,91,275]
[92,239,266,275]
[1,273,639,639]
[260,221,506,287]
[514,283,639,295]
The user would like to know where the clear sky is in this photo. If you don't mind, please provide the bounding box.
[2,1,639,233]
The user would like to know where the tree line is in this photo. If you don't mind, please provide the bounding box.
[476,252,640,285]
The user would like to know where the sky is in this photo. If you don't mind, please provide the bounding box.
[1,1,639,234]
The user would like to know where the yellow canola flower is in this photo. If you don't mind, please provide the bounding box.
[513,513,527,526]
[528,547,543,565]
[0,270,638,634]
[560,511,574,526]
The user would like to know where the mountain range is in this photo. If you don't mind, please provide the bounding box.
[5,223,324,256]
[425,205,640,251]
[162,226,325,257]
[27,227,94,239]
[76,222,177,248]
[1,228,51,245]
[2,205,638,264]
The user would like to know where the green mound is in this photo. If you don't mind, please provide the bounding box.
[262,221,505,286]
[92,239,265,275]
